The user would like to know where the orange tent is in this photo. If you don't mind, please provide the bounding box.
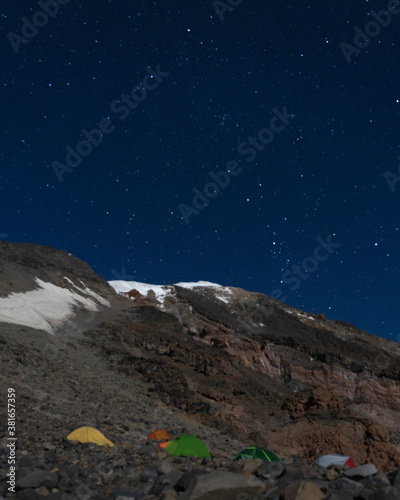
[149,429,171,440]
[158,441,171,450]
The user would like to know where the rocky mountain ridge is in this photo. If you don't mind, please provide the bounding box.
[0,241,400,499]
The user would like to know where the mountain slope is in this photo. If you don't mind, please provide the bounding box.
[1,241,399,482]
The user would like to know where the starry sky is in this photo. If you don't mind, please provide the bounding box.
[1,0,400,342]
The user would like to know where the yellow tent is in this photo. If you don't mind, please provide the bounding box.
[67,427,114,447]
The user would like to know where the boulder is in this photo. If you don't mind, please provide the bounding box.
[158,460,176,475]
[179,470,264,500]
[344,464,378,479]
[388,470,400,486]
[281,480,325,500]
[256,461,286,480]
[242,458,263,475]
[17,470,59,489]
[160,491,178,500]
[15,489,43,500]
[369,487,400,500]
[324,477,363,499]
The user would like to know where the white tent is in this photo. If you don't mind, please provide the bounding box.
[314,454,355,468]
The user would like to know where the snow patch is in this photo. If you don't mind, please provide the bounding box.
[0,278,110,334]
[175,281,232,303]
[283,307,315,321]
[65,277,110,306]
[214,293,230,304]
[174,281,224,289]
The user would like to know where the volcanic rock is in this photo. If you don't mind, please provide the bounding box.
[0,242,399,500]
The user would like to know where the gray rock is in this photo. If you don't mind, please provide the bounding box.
[104,472,124,487]
[159,471,182,487]
[44,494,74,500]
[18,455,37,468]
[150,470,183,496]
[281,462,315,482]
[256,461,286,480]
[369,486,400,500]
[16,488,43,500]
[175,469,209,491]
[159,490,178,500]
[140,466,159,482]
[158,460,176,475]
[323,493,353,500]
[179,470,264,500]
[17,470,59,489]
[85,471,103,488]
[357,490,374,500]
[318,467,341,481]
[137,444,157,456]
[373,473,391,486]
[114,490,141,500]
[35,486,50,496]
[388,470,400,486]
[57,465,79,488]
[361,475,394,490]
[344,464,378,479]
[43,441,56,451]
[74,482,92,500]
[324,477,363,498]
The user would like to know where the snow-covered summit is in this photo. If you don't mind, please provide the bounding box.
[108,280,233,306]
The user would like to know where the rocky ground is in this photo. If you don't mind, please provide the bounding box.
[0,242,400,499]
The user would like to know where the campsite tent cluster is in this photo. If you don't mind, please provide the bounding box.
[66,427,357,469]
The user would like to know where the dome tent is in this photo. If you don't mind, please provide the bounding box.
[314,454,356,468]
[164,435,211,458]
[233,446,280,462]
[67,427,114,447]
[149,429,171,440]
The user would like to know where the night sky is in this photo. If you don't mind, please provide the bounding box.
[1,0,400,342]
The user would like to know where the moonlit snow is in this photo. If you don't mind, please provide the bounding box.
[109,280,233,305]
[0,278,110,334]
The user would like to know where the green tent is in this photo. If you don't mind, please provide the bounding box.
[233,446,280,462]
[165,435,211,458]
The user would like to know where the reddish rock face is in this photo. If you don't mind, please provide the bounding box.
[110,282,400,471]
[1,242,400,472]
[122,289,144,300]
